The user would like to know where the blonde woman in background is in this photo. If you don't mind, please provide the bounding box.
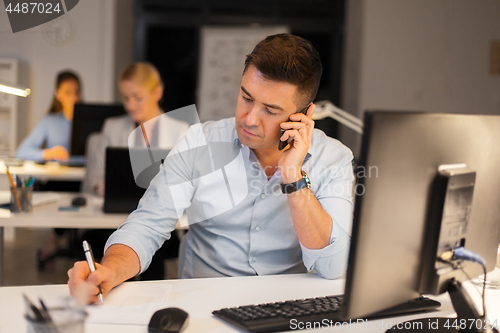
[83,62,189,280]
[86,62,189,196]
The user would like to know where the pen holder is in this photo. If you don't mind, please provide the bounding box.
[10,187,33,213]
[26,307,87,333]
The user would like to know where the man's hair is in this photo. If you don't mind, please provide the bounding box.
[243,33,323,108]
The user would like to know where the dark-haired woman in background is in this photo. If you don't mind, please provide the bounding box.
[15,70,82,161]
[16,71,82,270]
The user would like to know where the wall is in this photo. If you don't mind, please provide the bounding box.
[341,0,500,158]
[113,0,135,102]
[0,0,133,145]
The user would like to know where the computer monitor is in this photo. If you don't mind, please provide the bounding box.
[104,147,170,213]
[342,111,500,323]
[70,103,126,156]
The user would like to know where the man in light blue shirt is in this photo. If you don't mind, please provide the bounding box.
[68,33,354,303]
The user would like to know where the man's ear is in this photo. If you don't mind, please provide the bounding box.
[306,103,315,119]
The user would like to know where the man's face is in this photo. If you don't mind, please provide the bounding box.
[235,65,301,152]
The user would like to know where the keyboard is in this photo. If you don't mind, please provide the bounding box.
[213,295,441,332]
[34,155,86,167]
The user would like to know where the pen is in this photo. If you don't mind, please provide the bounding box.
[15,175,22,187]
[26,176,35,187]
[82,240,104,304]
[5,167,21,211]
[23,294,45,322]
[38,298,54,323]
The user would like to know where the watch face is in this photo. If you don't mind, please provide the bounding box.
[302,171,311,188]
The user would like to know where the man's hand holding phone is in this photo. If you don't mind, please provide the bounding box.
[278,103,315,183]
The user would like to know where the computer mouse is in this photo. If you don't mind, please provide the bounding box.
[148,307,189,333]
[71,196,87,206]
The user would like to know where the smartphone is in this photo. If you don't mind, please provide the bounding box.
[278,103,311,151]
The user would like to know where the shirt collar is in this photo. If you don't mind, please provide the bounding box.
[233,137,312,166]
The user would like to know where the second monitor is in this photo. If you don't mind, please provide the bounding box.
[70,104,126,157]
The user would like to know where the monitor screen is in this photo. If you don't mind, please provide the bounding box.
[104,147,170,214]
[70,103,126,156]
[342,111,500,320]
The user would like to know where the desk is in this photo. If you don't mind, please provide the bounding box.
[0,192,187,285]
[0,160,86,243]
[0,160,85,189]
[0,193,127,286]
[0,193,126,229]
[0,273,498,332]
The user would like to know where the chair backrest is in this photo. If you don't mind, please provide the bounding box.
[81,132,104,193]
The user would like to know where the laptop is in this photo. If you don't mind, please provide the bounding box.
[103,147,170,213]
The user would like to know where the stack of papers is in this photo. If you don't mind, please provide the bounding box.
[85,282,172,325]
[0,191,61,207]
[22,282,172,326]
[32,192,61,207]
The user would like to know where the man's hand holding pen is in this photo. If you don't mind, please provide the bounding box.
[67,261,115,305]
[68,244,141,304]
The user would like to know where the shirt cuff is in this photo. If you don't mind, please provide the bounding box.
[300,220,350,280]
[104,229,151,274]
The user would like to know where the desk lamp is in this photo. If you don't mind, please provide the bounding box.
[312,100,363,134]
[0,81,31,97]
[0,80,30,162]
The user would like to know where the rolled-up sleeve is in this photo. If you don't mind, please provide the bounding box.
[300,147,354,279]
[300,219,350,279]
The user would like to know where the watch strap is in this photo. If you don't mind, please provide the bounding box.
[281,171,311,194]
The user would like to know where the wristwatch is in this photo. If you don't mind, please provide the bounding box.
[281,170,311,194]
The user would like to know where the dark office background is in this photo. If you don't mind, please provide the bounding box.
[133,0,345,139]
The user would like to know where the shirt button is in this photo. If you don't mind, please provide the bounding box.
[252,257,257,262]
[260,194,266,199]
[255,226,260,231]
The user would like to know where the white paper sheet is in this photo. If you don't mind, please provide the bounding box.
[85,282,172,325]
[0,190,61,206]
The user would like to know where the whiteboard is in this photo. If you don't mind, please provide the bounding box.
[197,26,290,122]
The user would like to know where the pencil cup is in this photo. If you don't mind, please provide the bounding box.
[10,187,33,213]
[26,307,87,333]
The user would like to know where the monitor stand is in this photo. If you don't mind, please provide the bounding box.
[386,278,498,333]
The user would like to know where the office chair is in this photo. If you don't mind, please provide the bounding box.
[34,176,82,271]
[36,229,82,271]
